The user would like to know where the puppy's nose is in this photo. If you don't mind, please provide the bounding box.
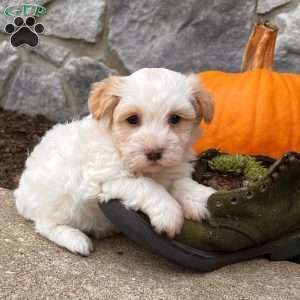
[146,150,163,162]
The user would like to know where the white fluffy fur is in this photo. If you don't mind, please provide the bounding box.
[15,68,215,256]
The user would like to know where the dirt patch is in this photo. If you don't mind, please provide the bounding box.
[193,151,274,190]
[196,170,245,190]
[0,108,54,190]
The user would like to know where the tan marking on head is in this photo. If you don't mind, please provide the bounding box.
[188,74,214,123]
[88,76,123,121]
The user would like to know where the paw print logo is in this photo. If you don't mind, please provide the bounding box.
[5,16,44,47]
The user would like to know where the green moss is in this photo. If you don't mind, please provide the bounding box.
[209,154,268,182]
[244,158,268,181]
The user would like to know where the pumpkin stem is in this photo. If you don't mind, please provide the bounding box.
[241,21,278,72]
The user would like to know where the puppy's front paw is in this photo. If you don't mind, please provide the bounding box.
[150,201,184,238]
[181,195,211,221]
[173,184,216,222]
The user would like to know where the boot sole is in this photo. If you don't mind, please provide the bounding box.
[100,200,300,272]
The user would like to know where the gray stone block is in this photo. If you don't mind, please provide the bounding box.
[264,2,300,72]
[0,41,20,100]
[4,64,70,121]
[62,57,117,117]
[109,0,256,73]
[30,41,70,66]
[41,0,106,43]
[257,0,291,14]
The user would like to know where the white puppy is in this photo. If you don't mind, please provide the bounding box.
[14,68,215,256]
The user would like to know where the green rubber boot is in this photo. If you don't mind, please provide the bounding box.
[177,150,300,254]
[100,150,300,271]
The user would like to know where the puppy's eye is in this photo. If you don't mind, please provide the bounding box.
[168,114,181,125]
[126,114,140,125]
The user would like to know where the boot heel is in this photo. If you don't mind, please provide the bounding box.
[268,233,300,261]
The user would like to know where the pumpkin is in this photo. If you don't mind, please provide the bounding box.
[194,22,300,159]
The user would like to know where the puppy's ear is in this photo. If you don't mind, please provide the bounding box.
[188,74,214,123]
[88,76,123,120]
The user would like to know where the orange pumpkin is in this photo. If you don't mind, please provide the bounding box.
[194,23,300,159]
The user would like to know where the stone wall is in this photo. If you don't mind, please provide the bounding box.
[0,0,299,122]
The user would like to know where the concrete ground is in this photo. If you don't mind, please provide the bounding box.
[1,187,300,300]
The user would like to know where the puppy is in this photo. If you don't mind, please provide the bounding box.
[14,68,215,256]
